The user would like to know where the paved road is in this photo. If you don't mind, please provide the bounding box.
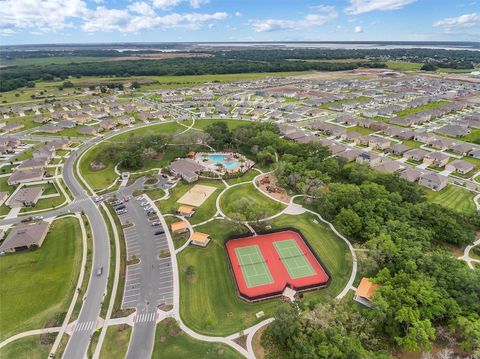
[114,189,174,359]
[61,142,112,359]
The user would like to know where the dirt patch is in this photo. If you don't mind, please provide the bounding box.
[256,174,290,204]
[90,160,106,171]
[159,304,173,312]
[233,335,248,349]
[127,256,140,265]
[252,325,268,359]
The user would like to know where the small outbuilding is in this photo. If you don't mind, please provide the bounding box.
[191,232,210,247]
[354,277,380,308]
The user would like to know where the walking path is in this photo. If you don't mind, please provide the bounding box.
[458,194,480,269]
[0,327,61,349]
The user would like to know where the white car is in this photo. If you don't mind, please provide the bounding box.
[136,196,143,201]
[93,196,104,203]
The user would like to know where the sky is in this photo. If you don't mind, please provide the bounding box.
[0,0,479,45]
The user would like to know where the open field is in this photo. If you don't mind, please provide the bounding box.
[425,185,476,214]
[156,179,224,225]
[0,217,82,341]
[193,119,252,131]
[0,334,52,359]
[461,128,480,144]
[152,319,243,359]
[178,219,279,335]
[220,183,286,221]
[99,324,131,359]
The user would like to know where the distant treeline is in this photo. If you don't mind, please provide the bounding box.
[0,58,386,92]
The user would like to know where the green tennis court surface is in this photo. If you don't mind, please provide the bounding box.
[235,245,273,288]
[274,239,316,279]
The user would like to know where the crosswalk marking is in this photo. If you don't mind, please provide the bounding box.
[75,321,95,332]
[135,312,156,323]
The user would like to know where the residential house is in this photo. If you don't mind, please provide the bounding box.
[389,143,410,155]
[445,160,475,175]
[356,152,382,166]
[78,126,99,136]
[403,148,429,162]
[400,168,423,183]
[373,160,404,174]
[8,187,44,208]
[418,173,448,191]
[7,168,45,185]
[0,221,51,253]
[368,136,391,150]
[423,152,450,168]
[436,124,470,138]
[33,145,55,161]
[336,149,362,162]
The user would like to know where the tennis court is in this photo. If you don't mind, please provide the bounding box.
[274,239,316,279]
[235,245,273,288]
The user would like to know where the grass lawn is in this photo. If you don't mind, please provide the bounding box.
[20,190,66,213]
[220,183,285,221]
[395,100,449,118]
[0,335,52,359]
[346,125,376,135]
[14,143,44,162]
[425,185,476,214]
[156,179,224,225]
[461,128,480,144]
[193,119,251,131]
[401,139,423,149]
[152,319,243,359]
[0,217,82,341]
[135,188,166,201]
[79,122,185,191]
[269,213,353,307]
[225,170,259,186]
[99,324,131,359]
[178,219,280,335]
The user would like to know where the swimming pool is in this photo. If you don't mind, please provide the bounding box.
[206,154,240,170]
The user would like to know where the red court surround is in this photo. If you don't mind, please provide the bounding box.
[226,230,330,301]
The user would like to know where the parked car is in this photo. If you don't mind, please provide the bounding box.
[93,196,104,203]
[115,205,126,210]
[96,266,103,276]
[151,221,162,226]
[141,201,149,207]
[21,217,32,223]
[116,209,127,215]
[144,206,152,211]
[154,230,165,235]
[146,210,155,215]
[33,215,44,220]
[111,200,123,206]
[136,196,143,201]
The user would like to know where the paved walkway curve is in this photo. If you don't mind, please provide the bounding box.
[0,327,61,349]
[458,194,480,269]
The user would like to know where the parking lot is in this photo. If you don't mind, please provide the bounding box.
[114,195,174,311]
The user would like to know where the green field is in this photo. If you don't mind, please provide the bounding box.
[193,119,251,131]
[99,324,131,359]
[425,185,476,214]
[220,183,286,221]
[0,217,82,341]
[395,100,449,118]
[461,128,480,144]
[156,179,224,225]
[346,125,376,135]
[0,334,52,359]
[385,61,423,71]
[78,122,184,191]
[225,169,259,186]
[152,320,243,359]
[178,219,280,335]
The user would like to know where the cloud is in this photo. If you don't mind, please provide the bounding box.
[0,28,16,36]
[251,5,337,32]
[434,13,479,28]
[82,8,227,33]
[0,0,88,32]
[152,0,209,10]
[152,0,182,10]
[128,2,156,17]
[235,11,242,17]
[355,25,363,32]
[345,0,416,15]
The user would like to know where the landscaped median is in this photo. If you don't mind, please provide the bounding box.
[0,217,82,342]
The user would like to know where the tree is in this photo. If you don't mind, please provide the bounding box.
[421,63,438,71]
[268,304,299,344]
